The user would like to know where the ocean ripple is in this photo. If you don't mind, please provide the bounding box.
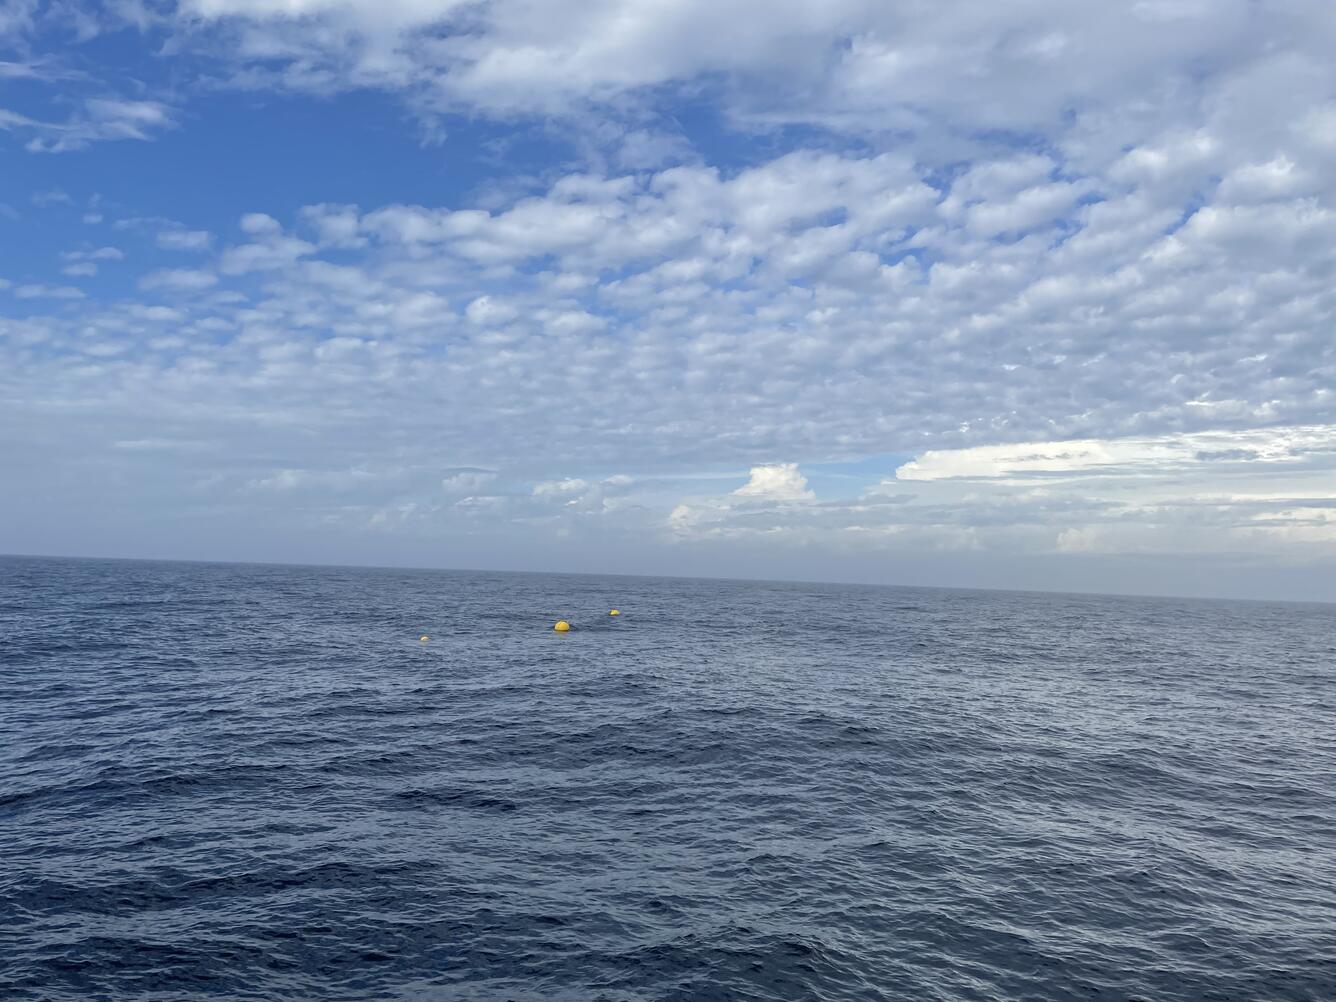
[2,556,1334,1000]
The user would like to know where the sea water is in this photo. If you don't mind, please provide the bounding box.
[2,556,1334,1000]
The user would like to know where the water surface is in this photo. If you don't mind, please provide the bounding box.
[2,556,1334,1000]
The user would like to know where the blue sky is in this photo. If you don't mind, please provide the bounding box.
[4,0,1336,600]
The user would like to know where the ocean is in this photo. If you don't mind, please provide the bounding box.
[2,555,1334,1001]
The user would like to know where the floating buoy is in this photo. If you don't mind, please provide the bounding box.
[609,609,620,616]
[554,620,571,632]
[419,635,430,642]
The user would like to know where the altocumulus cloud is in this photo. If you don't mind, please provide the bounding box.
[2,1,1336,597]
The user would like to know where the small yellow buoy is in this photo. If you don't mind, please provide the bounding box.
[554,620,571,632]
[609,609,620,616]
[419,635,430,642]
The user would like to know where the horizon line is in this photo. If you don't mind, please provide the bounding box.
[3,550,1331,609]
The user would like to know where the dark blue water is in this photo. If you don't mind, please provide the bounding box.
[2,556,1334,1001]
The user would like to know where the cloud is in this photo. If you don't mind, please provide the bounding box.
[5,5,1336,596]
[441,469,496,494]
[7,98,175,153]
[530,475,636,514]
[664,463,815,541]
[153,0,1336,165]
[659,426,1336,562]
[732,463,814,501]
[464,295,518,326]
[894,427,1336,482]
[58,246,123,281]
[246,467,381,492]
[139,268,219,291]
[240,212,281,235]
[220,215,316,273]
[368,501,427,529]
[156,228,214,251]
[31,188,73,207]
[13,283,85,299]
[532,477,590,500]
[5,138,1336,492]
[73,246,124,261]
[300,204,364,248]
[871,426,1336,555]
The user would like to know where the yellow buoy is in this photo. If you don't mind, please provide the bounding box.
[609,609,620,616]
[554,620,571,632]
[419,635,430,642]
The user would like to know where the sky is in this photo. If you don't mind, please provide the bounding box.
[3,0,1336,601]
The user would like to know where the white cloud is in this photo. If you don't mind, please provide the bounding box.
[247,467,381,491]
[240,212,281,236]
[667,503,702,534]
[441,469,496,493]
[9,98,175,153]
[59,246,123,279]
[870,426,1336,556]
[529,474,637,515]
[13,283,85,299]
[300,204,364,248]
[156,228,214,251]
[6,137,1336,485]
[465,295,518,326]
[532,477,589,500]
[220,221,316,274]
[31,188,72,206]
[152,0,1336,168]
[1055,527,1106,553]
[657,425,1336,563]
[139,268,219,291]
[732,463,814,501]
[895,427,1333,482]
[6,136,1335,506]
